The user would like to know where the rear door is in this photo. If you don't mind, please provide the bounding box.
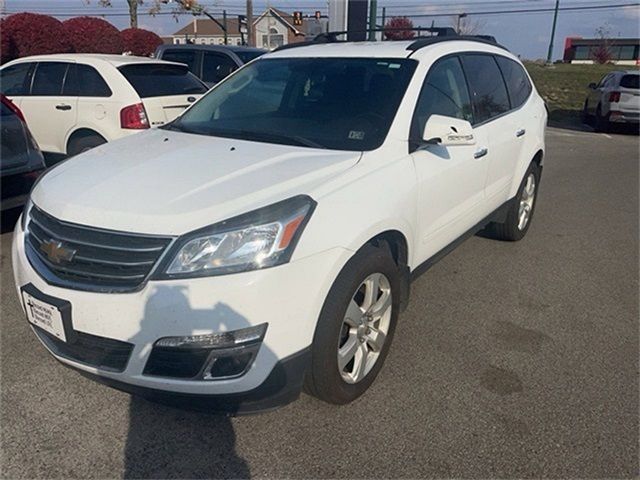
[118,63,208,127]
[461,53,519,208]
[18,62,78,154]
[618,73,640,114]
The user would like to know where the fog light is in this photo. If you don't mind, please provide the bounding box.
[144,324,267,380]
[155,323,267,349]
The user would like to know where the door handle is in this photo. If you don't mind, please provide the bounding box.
[55,104,72,111]
[516,128,526,138]
[474,147,488,159]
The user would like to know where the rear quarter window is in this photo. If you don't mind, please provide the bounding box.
[620,74,639,89]
[495,56,532,108]
[64,64,112,97]
[118,63,208,98]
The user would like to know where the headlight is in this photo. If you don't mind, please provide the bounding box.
[156,195,316,278]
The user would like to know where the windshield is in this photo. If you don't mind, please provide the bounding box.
[620,74,639,89]
[119,64,208,98]
[168,57,417,151]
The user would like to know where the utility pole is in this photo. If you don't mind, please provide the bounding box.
[368,0,377,41]
[223,10,228,45]
[546,0,560,65]
[381,6,386,32]
[247,0,254,47]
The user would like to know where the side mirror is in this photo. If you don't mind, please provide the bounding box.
[588,82,597,90]
[422,115,476,147]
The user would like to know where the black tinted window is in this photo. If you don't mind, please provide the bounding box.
[202,52,237,84]
[461,54,510,123]
[160,50,198,74]
[64,64,112,97]
[119,64,208,98]
[495,56,532,108]
[620,74,639,89]
[1,63,33,95]
[412,56,473,139]
[31,62,69,96]
[234,50,264,63]
[172,58,417,151]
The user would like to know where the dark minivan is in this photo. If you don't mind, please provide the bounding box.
[155,44,266,88]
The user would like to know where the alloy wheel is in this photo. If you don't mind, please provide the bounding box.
[337,272,392,384]
[518,173,536,230]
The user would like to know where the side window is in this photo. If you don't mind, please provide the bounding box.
[160,50,198,75]
[495,56,532,109]
[64,64,112,97]
[0,63,34,95]
[461,54,510,124]
[598,74,612,88]
[411,56,473,139]
[31,62,69,96]
[202,53,238,84]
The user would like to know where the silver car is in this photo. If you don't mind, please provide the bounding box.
[583,70,640,131]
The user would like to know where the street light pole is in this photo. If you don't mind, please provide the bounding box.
[546,0,560,65]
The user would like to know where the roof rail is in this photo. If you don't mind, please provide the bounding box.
[272,27,506,53]
[406,35,508,52]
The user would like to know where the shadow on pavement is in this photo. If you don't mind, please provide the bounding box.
[124,397,250,479]
[548,108,640,135]
[122,285,267,479]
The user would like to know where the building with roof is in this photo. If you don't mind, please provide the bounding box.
[171,8,326,50]
[563,37,640,65]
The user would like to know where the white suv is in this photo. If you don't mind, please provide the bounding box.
[12,37,546,413]
[0,54,208,158]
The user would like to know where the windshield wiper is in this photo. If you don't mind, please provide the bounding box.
[234,130,326,149]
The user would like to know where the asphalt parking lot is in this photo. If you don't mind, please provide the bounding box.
[1,126,638,479]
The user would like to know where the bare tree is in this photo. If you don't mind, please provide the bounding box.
[85,0,199,29]
[451,15,485,35]
[592,23,615,64]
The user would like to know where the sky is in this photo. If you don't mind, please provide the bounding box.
[2,0,639,60]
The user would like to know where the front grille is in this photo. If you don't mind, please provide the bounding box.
[25,207,172,292]
[34,326,134,372]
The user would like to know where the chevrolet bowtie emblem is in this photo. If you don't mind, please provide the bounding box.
[40,240,76,264]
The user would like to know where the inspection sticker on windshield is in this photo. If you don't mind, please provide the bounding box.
[349,131,365,140]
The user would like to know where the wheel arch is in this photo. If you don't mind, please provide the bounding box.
[65,128,108,155]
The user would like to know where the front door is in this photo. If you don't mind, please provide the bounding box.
[18,62,78,154]
[410,55,489,262]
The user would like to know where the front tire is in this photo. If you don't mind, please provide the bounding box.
[490,161,541,242]
[305,243,401,404]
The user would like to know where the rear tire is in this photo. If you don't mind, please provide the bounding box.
[67,133,106,157]
[490,161,541,242]
[305,244,401,405]
[594,104,610,133]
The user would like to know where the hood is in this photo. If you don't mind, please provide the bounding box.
[32,129,360,235]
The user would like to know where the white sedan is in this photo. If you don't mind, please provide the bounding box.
[0,54,208,158]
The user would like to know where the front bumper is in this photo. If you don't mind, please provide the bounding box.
[12,219,352,410]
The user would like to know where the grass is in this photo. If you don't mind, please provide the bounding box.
[523,62,622,126]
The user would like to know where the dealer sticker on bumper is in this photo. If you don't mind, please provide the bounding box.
[22,291,67,342]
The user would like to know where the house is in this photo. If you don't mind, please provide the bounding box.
[170,8,325,49]
[253,7,306,50]
[563,37,640,65]
[171,17,244,46]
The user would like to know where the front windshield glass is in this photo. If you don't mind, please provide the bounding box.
[168,57,417,151]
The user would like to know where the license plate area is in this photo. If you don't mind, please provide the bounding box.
[21,284,74,343]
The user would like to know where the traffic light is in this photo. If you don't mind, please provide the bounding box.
[293,11,303,26]
[315,11,321,20]
[238,14,247,34]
